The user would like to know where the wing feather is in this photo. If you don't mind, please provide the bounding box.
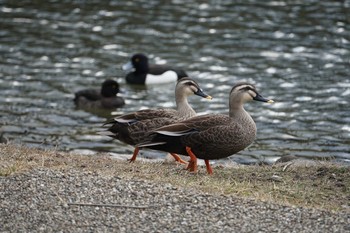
[152,114,230,136]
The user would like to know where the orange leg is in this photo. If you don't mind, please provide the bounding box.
[185,160,195,171]
[128,147,140,163]
[170,153,188,164]
[205,160,213,175]
[185,146,198,173]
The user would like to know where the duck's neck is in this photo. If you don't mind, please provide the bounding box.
[175,95,196,118]
[229,105,256,131]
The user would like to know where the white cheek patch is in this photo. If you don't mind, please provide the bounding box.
[248,89,256,98]
[145,70,178,84]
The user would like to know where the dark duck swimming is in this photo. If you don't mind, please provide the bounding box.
[74,79,125,109]
[123,53,188,85]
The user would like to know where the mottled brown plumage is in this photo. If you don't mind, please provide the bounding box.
[104,77,212,162]
[138,82,274,174]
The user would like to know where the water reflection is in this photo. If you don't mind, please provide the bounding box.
[0,0,349,165]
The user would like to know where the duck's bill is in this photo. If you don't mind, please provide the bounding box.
[253,93,274,103]
[122,61,133,71]
[195,89,213,100]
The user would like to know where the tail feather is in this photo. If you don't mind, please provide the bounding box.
[137,141,166,148]
[103,118,117,126]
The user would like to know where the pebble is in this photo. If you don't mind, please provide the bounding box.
[0,168,349,232]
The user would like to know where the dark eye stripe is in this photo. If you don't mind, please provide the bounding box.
[231,82,257,95]
[243,86,253,91]
[238,85,257,96]
[183,81,197,87]
[238,86,253,91]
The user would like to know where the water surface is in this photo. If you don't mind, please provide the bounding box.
[0,0,349,165]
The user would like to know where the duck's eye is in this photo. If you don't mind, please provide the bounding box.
[135,58,139,62]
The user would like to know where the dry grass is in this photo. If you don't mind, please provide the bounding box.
[0,143,349,212]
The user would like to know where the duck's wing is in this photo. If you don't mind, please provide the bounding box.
[153,114,230,136]
[74,89,101,103]
[136,114,230,153]
[149,64,170,75]
[149,64,187,79]
[139,114,249,160]
[104,109,178,126]
[105,109,181,145]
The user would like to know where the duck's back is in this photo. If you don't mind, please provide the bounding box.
[74,89,101,103]
[149,64,187,78]
[74,89,124,109]
[107,108,183,145]
[74,89,101,108]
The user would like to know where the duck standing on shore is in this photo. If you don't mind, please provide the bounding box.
[137,82,274,174]
[103,78,212,163]
[74,79,125,109]
[123,53,188,85]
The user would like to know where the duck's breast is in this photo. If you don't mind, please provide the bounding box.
[125,72,147,84]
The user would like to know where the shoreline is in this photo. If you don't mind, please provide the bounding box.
[1,143,349,232]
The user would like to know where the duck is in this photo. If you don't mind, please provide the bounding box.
[103,77,212,163]
[74,79,125,109]
[137,82,274,174]
[122,53,188,85]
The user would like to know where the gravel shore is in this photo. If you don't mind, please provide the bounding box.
[1,167,349,233]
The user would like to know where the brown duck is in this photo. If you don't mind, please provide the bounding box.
[103,77,212,163]
[137,82,274,174]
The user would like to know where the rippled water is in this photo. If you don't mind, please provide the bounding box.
[1,0,349,165]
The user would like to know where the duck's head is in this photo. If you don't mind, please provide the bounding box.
[230,82,274,107]
[175,78,212,99]
[101,79,120,97]
[122,53,149,73]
